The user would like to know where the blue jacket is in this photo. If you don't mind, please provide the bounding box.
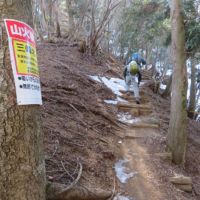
[126,53,146,67]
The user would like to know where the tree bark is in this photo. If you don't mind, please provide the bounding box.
[152,44,160,75]
[40,0,50,39]
[33,1,44,41]
[52,0,61,37]
[44,0,54,27]
[188,55,196,119]
[161,74,172,98]
[166,0,188,167]
[0,0,46,199]
[122,39,133,64]
[66,0,75,37]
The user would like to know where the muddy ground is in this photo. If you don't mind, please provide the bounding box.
[37,39,200,200]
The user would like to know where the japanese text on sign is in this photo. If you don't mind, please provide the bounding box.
[4,19,42,105]
[13,40,39,78]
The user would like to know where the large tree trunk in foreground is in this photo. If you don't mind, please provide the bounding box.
[188,55,196,119]
[0,1,46,199]
[166,0,188,167]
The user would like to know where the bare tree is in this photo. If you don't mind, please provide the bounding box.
[66,0,75,36]
[188,55,196,119]
[52,0,61,37]
[88,0,122,55]
[40,0,50,39]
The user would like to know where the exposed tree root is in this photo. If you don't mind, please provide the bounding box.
[47,182,112,200]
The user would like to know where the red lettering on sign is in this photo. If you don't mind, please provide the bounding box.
[4,19,35,47]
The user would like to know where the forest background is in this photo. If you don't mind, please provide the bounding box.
[0,0,200,199]
[33,0,200,121]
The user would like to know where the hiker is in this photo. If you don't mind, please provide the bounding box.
[123,54,146,104]
[126,53,146,68]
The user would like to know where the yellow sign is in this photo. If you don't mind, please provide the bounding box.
[13,40,39,78]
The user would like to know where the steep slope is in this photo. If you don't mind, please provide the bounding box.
[37,39,125,195]
[37,39,200,200]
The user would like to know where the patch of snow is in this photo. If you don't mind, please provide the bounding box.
[88,76,144,122]
[118,113,132,122]
[118,113,140,124]
[118,141,122,144]
[128,118,140,123]
[88,75,101,83]
[132,153,137,156]
[160,84,166,90]
[89,76,129,104]
[114,157,139,183]
[104,100,118,104]
[114,195,131,200]
[140,82,146,85]
[101,77,125,96]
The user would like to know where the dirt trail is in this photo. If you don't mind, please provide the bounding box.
[113,86,166,200]
[113,86,193,200]
[37,40,200,200]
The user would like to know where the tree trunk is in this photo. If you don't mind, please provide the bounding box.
[152,45,160,75]
[0,1,46,199]
[45,0,54,27]
[145,45,149,70]
[161,74,172,98]
[40,0,50,39]
[66,0,74,37]
[166,0,188,167]
[33,1,44,41]
[53,0,61,37]
[188,55,196,119]
[122,40,133,64]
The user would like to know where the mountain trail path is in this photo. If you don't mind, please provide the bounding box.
[113,86,173,200]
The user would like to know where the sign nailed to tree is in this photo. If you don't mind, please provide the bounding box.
[4,19,42,105]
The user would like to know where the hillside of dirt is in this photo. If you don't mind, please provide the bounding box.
[37,39,200,200]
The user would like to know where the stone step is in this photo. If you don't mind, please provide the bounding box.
[119,90,145,96]
[130,123,159,128]
[119,95,149,103]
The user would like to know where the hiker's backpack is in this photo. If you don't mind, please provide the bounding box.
[128,61,139,74]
